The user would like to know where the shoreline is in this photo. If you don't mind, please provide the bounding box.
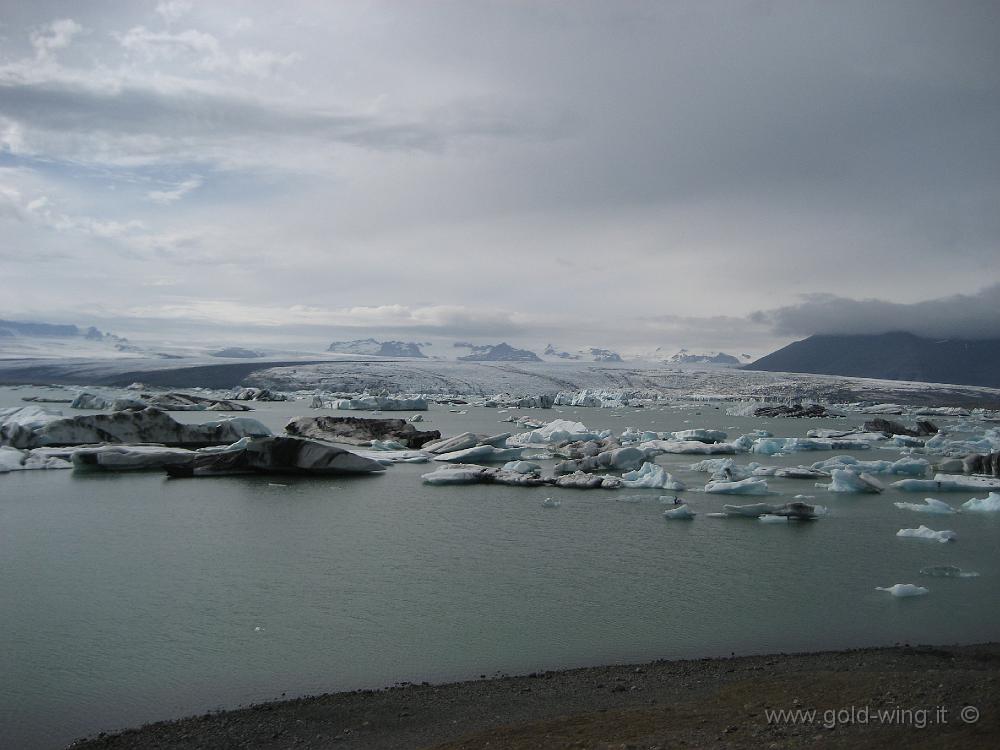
[71,642,999,749]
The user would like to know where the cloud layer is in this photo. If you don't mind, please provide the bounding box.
[0,2,998,354]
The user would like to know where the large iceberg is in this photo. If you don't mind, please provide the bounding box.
[1,406,271,449]
[165,436,385,477]
[621,462,686,490]
[810,455,930,477]
[0,445,73,472]
[642,439,739,455]
[433,445,524,463]
[284,416,441,449]
[509,419,608,446]
[893,498,956,514]
[896,525,956,543]
[819,469,884,494]
[891,474,1000,492]
[331,396,428,411]
[960,491,1000,512]
[705,477,770,495]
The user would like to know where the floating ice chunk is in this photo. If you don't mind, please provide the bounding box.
[421,465,490,485]
[409,414,424,422]
[541,497,561,508]
[671,429,728,443]
[875,584,929,597]
[621,462,686,490]
[502,460,541,474]
[896,525,956,543]
[642,439,738,455]
[0,445,73,472]
[961,491,1000,512]
[369,439,407,451]
[353,449,430,464]
[554,471,623,489]
[820,469,884,493]
[706,512,728,518]
[663,504,695,519]
[893,498,956,514]
[774,466,829,479]
[758,514,788,523]
[332,396,428,411]
[433,445,523,463]
[892,474,1000,492]
[705,477,770,495]
[919,565,979,578]
[71,392,111,409]
[810,455,930,477]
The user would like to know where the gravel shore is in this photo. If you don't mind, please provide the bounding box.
[71,642,998,749]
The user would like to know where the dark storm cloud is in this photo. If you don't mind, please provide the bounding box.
[753,284,1000,340]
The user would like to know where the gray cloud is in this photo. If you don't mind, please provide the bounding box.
[753,284,1000,340]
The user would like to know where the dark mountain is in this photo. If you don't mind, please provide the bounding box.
[745,332,1000,388]
[456,342,541,362]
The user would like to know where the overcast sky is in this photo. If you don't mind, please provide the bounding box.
[1,1,998,355]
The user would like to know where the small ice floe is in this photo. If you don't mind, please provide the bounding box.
[433,445,523,463]
[819,469,884,494]
[541,497,561,508]
[794,494,815,500]
[774,467,830,479]
[893,497,956,514]
[409,414,424,422]
[663,504,695,519]
[758,514,788,524]
[0,446,74,473]
[896,525,957,543]
[961,491,1000,512]
[706,512,728,518]
[919,565,979,578]
[502,460,541,474]
[875,584,929,597]
[704,477,770,495]
[267,482,288,487]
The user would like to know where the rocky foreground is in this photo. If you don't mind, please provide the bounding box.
[73,643,998,749]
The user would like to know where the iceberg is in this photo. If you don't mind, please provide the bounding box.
[819,469,884,493]
[671,429,728,444]
[663,504,695,519]
[621,462,686,490]
[541,497,561,508]
[896,525,956,543]
[165,436,385,477]
[705,477,770,495]
[554,447,646,474]
[502,460,541,474]
[1,407,271,449]
[433,445,524,463]
[71,392,111,409]
[875,584,929,597]
[332,396,428,411]
[960,491,1000,512]
[0,445,73,472]
[554,471,624,489]
[642,439,738,455]
[774,467,830,479]
[509,419,607,446]
[71,445,198,471]
[893,498,956,514]
[758,514,788,523]
[891,474,1000,492]
[285,416,441,449]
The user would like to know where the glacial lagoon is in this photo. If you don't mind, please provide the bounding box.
[2,388,1000,748]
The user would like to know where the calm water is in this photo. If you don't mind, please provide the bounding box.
[2,388,999,748]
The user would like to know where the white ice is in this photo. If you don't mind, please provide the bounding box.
[705,477,770,495]
[621,462,686,490]
[663,504,695,519]
[893,498,956,514]
[961,491,1000,512]
[896,525,957,543]
[875,584,929,597]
